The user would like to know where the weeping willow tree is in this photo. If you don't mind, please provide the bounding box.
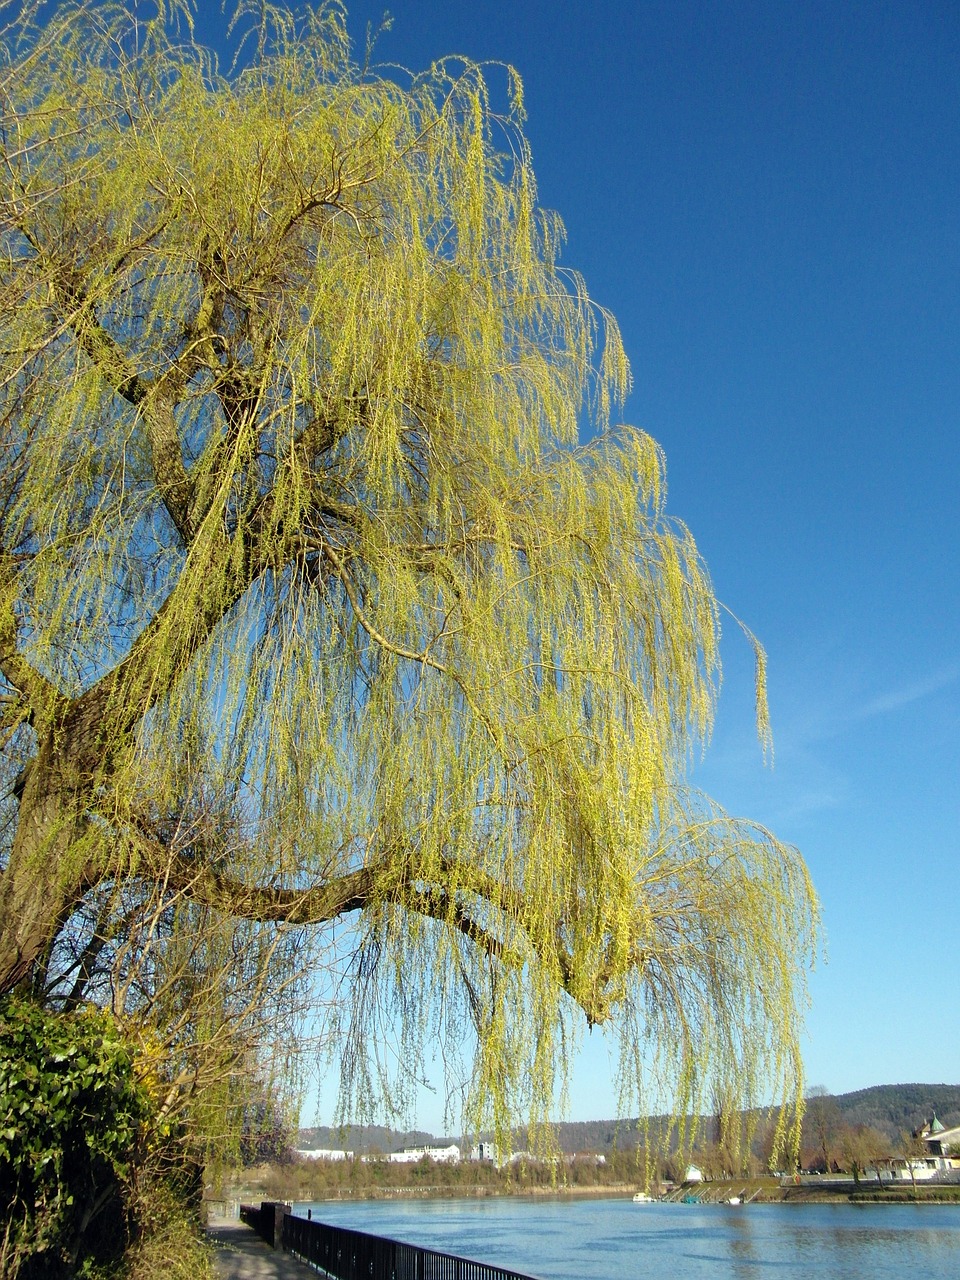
[0,0,819,1160]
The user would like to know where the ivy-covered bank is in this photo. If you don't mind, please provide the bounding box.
[0,997,213,1279]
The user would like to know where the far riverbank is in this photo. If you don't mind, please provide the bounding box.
[209,1173,960,1220]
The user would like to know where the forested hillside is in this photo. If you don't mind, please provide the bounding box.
[297,1126,442,1155]
[298,1085,960,1157]
[830,1084,960,1141]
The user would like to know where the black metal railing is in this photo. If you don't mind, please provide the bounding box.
[240,1201,290,1248]
[283,1211,542,1280]
[239,1202,266,1237]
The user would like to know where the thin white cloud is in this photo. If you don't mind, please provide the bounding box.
[857,666,959,719]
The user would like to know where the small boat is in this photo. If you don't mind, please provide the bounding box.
[632,1192,656,1203]
[726,1196,742,1206]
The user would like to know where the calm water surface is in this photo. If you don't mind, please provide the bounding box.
[296,1196,960,1280]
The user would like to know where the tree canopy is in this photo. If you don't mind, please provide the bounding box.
[0,0,819,1157]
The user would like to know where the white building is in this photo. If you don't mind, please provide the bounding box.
[862,1114,960,1184]
[387,1144,461,1164]
[919,1114,960,1162]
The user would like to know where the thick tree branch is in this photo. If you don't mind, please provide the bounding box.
[164,859,380,926]
[140,391,195,544]
[71,530,253,743]
[55,276,196,544]
[0,549,64,723]
[134,818,618,1024]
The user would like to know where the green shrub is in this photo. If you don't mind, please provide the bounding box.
[0,996,148,1278]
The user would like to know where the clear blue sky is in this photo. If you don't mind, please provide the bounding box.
[198,0,960,1130]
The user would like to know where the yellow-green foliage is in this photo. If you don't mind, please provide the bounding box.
[0,0,818,1164]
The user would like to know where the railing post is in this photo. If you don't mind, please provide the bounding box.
[258,1200,292,1249]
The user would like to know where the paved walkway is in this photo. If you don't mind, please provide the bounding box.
[206,1217,316,1280]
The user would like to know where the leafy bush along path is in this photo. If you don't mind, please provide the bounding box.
[0,996,148,1277]
[207,1218,314,1280]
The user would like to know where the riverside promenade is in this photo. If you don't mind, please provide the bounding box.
[206,1215,313,1280]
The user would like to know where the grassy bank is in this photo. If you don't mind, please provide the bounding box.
[215,1162,960,1210]
[217,1152,646,1205]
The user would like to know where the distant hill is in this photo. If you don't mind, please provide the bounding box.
[296,1124,449,1155]
[297,1084,960,1156]
[829,1083,960,1142]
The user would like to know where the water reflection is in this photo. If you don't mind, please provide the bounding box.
[725,1210,763,1280]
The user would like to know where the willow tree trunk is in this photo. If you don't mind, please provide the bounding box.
[0,740,91,994]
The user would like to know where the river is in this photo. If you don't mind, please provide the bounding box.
[295,1195,960,1279]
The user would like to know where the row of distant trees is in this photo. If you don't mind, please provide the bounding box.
[236,1124,915,1198]
[674,1089,940,1181]
[799,1088,933,1180]
[239,1090,932,1192]
[233,1147,670,1201]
